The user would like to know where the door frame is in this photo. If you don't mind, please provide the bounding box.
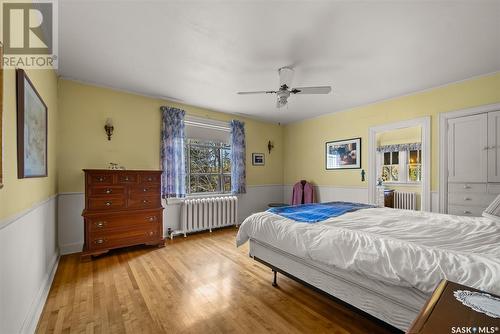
[368,117,431,211]
[439,103,500,213]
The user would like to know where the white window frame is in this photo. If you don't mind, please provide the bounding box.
[185,139,231,196]
[184,116,232,197]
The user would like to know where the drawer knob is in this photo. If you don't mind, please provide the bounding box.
[143,200,150,204]
[463,210,471,214]
[147,178,153,181]
[95,221,106,228]
[124,177,130,181]
[143,188,149,192]
[464,197,471,201]
[146,231,155,237]
[105,189,112,194]
[97,177,105,182]
[463,185,471,189]
[146,216,155,222]
[105,201,112,206]
[94,238,106,244]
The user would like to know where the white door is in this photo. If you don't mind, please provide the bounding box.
[488,110,500,182]
[447,113,488,182]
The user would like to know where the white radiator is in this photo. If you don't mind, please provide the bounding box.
[181,196,238,237]
[394,191,417,210]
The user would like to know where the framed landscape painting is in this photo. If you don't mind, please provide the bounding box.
[16,69,48,178]
[325,137,361,170]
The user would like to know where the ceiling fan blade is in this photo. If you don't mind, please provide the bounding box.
[237,90,276,95]
[290,86,332,94]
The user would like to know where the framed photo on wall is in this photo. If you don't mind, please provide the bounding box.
[325,137,361,170]
[16,69,48,178]
[252,153,265,166]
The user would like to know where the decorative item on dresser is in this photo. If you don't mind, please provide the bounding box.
[81,169,164,260]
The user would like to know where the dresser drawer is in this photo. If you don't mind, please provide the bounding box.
[88,186,125,197]
[88,228,160,251]
[130,185,160,195]
[448,193,496,207]
[117,173,138,184]
[128,196,161,209]
[448,183,487,193]
[447,205,485,217]
[87,212,161,232]
[139,173,161,184]
[88,197,125,211]
[87,173,114,185]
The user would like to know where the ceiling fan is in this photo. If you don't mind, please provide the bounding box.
[237,67,332,108]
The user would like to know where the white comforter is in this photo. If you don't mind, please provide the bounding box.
[236,208,500,295]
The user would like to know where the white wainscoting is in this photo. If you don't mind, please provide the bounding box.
[0,196,59,334]
[283,185,440,213]
[58,184,284,252]
[283,184,369,205]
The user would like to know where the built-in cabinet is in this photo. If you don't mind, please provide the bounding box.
[447,110,500,216]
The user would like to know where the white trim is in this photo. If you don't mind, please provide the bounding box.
[0,194,58,230]
[20,254,60,334]
[59,242,83,255]
[438,103,500,213]
[369,117,431,211]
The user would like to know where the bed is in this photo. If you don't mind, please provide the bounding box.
[236,204,500,332]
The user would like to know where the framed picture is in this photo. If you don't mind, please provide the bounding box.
[252,153,265,166]
[16,69,48,178]
[325,137,361,170]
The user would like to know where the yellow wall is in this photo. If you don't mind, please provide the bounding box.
[57,79,283,193]
[284,72,500,190]
[0,68,58,220]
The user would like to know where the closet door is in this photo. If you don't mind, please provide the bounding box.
[488,110,500,182]
[447,113,488,182]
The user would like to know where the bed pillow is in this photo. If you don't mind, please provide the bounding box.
[483,194,500,222]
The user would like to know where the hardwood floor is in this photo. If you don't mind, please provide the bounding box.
[37,228,395,334]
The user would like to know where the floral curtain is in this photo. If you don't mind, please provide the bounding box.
[160,106,186,198]
[230,120,246,194]
[377,142,421,153]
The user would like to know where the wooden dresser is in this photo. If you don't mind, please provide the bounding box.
[82,169,164,260]
[408,280,500,333]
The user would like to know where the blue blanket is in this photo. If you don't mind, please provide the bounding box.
[267,202,375,223]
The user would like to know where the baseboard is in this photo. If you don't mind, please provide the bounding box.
[60,242,83,255]
[20,253,60,334]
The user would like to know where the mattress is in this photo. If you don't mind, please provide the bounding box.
[237,207,500,295]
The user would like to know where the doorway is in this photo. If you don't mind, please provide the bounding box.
[368,117,431,211]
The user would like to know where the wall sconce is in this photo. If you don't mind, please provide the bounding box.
[267,140,274,154]
[104,118,114,141]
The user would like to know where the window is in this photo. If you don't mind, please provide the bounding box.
[382,151,399,182]
[186,139,231,194]
[408,149,422,182]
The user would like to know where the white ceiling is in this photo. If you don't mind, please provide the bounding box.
[58,0,500,123]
